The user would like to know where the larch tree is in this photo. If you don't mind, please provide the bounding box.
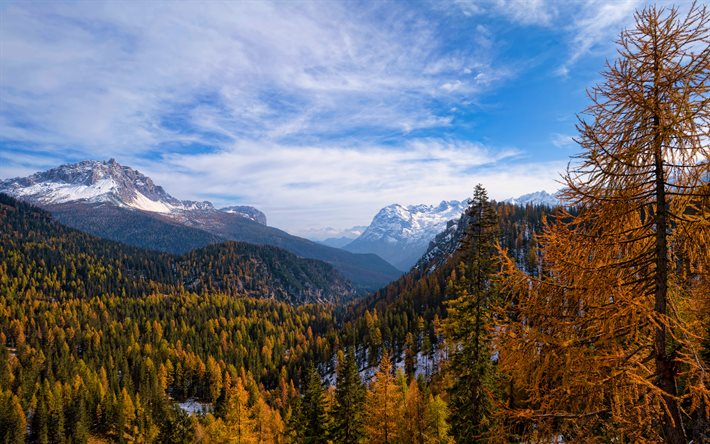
[497,3,709,443]
[364,351,402,444]
[399,378,428,444]
[443,184,503,442]
[223,377,257,444]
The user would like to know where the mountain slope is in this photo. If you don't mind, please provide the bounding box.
[344,200,468,271]
[0,160,402,290]
[339,202,552,367]
[0,193,355,304]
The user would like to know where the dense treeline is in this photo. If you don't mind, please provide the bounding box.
[0,195,340,442]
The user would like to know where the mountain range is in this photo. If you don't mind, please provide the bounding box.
[343,200,468,271]
[0,160,401,291]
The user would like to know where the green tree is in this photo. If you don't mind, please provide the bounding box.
[158,405,195,444]
[331,349,365,444]
[0,390,26,444]
[301,365,329,444]
[443,184,502,442]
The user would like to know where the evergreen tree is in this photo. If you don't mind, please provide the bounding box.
[443,184,502,442]
[301,364,329,444]
[31,386,50,444]
[426,394,452,444]
[331,349,365,444]
[158,405,195,444]
[65,394,89,443]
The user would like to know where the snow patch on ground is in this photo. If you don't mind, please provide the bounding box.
[177,398,212,416]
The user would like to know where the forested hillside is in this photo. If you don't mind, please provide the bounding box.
[0,194,355,304]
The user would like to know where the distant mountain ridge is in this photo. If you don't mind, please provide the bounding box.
[502,190,560,207]
[344,200,468,271]
[0,160,402,291]
[0,159,267,224]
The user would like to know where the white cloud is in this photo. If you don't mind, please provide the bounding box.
[453,0,557,26]
[559,0,641,74]
[551,132,576,149]
[121,138,563,233]
[0,1,582,233]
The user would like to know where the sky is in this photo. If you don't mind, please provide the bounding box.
[0,0,681,237]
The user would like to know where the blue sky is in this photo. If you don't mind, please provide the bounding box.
[0,0,677,236]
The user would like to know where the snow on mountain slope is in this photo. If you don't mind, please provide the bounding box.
[344,200,468,271]
[0,159,265,222]
[368,201,467,243]
[503,190,560,207]
[0,159,403,290]
[220,206,267,225]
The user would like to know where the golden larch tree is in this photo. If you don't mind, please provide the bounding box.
[497,3,709,443]
[364,352,402,444]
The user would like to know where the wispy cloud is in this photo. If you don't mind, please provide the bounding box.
[453,0,557,26]
[0,1,504,153]
[132,138,562,234]
[551,132,576,149]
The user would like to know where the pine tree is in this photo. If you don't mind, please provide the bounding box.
[443,184,502,442]
[426,394,452,444]
[301,364,329,444]
[31,385,50,444]
[498,3,709,442]
[331,349,365,444]
[364,352,402,444]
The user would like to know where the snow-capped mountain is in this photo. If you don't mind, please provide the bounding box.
[344,200,468,271]
[503,190,561,207]
[0,159,266,224]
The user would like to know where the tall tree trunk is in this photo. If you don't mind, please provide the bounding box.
[653,112,686,444]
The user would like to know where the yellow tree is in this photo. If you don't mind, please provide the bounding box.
[364,352,402,444]
[223,377,257,444]
[498,3,709,442]
[399,378,428,444]
[251,397,284,444]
